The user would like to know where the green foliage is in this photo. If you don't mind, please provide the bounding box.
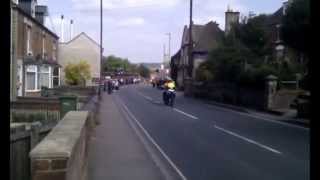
[234,14,271,57]
[205,39,254,82]
[102,55,138,73]
[65,60,91,86]
[195,63,214,82]
[281,0,310,54]
[299,73,309,90]
[198,7,308,88]
[137,64,150,78]
[278,61,303,81]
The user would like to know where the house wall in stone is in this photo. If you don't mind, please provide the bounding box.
[58,33,101,86]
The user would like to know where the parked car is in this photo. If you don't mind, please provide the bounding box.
[290,92,310,118]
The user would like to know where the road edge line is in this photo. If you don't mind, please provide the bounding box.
[115,95,188,180]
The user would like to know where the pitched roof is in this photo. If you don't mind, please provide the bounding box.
[11,3,59,39]
[60,32,101,47]
[181,21,224,52]
[265,7,283,26]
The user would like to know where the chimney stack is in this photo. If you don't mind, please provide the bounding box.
[35,5,48,25]
[61,15,64,42]
[225,5,240,36]
[70,19,74,40]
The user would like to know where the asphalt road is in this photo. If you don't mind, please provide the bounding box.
[113,84,309,180]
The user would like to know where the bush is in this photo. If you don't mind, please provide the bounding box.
[195,63,214,82]
[65,60,91,86]
[237,64,278,88]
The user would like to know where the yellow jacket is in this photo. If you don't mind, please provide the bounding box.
[167,81,175,89]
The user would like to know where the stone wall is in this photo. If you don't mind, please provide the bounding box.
[29,111,92,180]
[192,82,266,110]
[190,76,300,111]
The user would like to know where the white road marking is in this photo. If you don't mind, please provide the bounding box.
[137,91,153,101]
[118,99,188,180]
[173,108,199,120]
[214,125,282,154]
[207,104,309,131]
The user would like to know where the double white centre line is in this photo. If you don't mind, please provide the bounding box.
[214,125,282,155]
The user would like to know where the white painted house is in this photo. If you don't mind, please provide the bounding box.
[58,32,101,86]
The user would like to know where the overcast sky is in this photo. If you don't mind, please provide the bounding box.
[38,0,285,63]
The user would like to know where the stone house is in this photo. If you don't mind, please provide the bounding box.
[171,15,232,89]
[58,32,101,86]
[11,0,61,100]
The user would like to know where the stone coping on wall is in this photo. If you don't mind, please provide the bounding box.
[29,111,89,158]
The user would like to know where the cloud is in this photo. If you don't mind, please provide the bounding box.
[71,0,181,13]
[116,17,145,27]
[190,0,249,30]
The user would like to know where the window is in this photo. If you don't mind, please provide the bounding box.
[38,65,50,89]
[26,65,37,91]
[52,67,60,87]
[26,25,32,54]
[42,34,46,58]
[52,40,57,60]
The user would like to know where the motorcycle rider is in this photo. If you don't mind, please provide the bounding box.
[163,78,176,106]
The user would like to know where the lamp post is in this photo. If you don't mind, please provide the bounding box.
[188,0,193,78]
[98,0,103,98]
[166,33,171,62]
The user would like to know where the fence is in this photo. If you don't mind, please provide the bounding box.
[10,121,57,180]
[46,86,98,97]
[11,97,61,123]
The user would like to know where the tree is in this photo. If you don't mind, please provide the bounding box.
[137,64,150,78]
[281,0,310,55]
[281,0,310,90]
[102,55,138,74]
[204,36,254,83]
[64,60,91,86]
[234,14,271,57]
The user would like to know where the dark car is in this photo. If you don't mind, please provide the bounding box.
[290,92,310,118]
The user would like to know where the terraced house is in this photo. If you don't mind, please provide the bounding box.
[11,0,61,100]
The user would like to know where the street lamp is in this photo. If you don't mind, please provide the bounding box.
[98,0,103,98]
[165,33,171,61]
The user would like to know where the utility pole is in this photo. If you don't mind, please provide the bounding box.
[163,44,166,63]
[188,0,193,78]
[98,0,103,98]
[60,15,64,43]
[166,33,171,61]
[70,19,74,41]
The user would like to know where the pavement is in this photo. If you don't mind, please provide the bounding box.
[88,84,309,180]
